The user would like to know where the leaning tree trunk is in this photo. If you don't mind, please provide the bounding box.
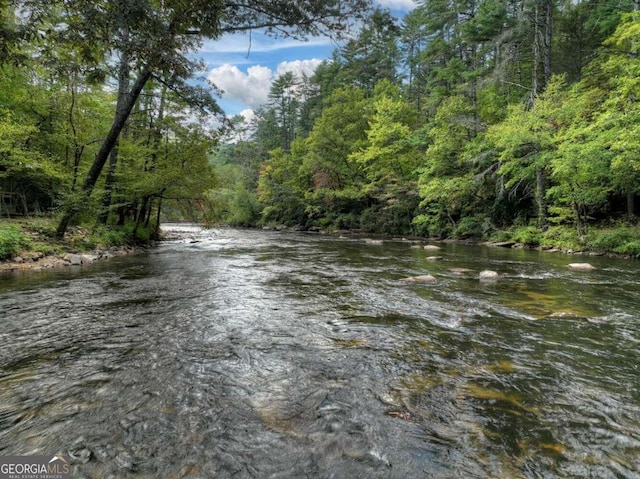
[99,41,130,225]
[56,66,153,238]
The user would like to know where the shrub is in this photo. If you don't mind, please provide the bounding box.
[587,228,640,256]
[453,215,492,239]
[587,229,635,252]
[511,226,542,246]
[541,226,581,250]
[0,224,30,260]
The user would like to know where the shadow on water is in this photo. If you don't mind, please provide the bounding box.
[1,225,639,478]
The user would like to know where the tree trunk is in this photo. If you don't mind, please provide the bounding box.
[99,44,130,225]
[56,66,153,238]
[536,165,547,229]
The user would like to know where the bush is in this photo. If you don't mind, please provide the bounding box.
[0,224,30,260]
[587,229,635,252]
[614,240,640,256]
[511,226,542,246]
[587,228,640,256]
[453,215,493,239]
[541,226,581,250]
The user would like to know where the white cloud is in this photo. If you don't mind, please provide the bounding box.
[207,64,272,109]
[207,59,323,110]
[277,59,323,79]
[239,109,256,124]
[375,0,417,10]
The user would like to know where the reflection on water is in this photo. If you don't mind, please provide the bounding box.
[1,225,639,478]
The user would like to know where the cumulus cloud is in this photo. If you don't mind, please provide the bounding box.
[207,59,323,110]
[276,59,323,79]
[207,64,272,109]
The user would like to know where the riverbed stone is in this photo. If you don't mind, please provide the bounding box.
[568,262,596,270]
[426,256,444,261]
[400,275,437,284]
[423,245,441,251]
[449,268,472,276]
[479,270,500,280]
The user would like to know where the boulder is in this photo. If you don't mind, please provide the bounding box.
[479,270,500,280]
[400,275,437,284]
[423,245,441,251]
[568,263,596,270]
[65,254,94,265]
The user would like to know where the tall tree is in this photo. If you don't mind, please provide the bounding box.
[52,0,371,237]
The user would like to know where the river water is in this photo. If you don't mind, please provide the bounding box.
[0,225,639,478]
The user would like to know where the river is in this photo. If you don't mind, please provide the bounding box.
[0,225,639,478]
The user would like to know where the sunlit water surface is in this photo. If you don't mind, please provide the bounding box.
[1,225,639,478]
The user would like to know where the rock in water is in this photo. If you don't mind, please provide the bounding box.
[479,270,500,280]
[400,275,437,284]
[568,263,596,270]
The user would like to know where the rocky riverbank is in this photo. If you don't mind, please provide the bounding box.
[0,221,155,274]
[0,245,145,273]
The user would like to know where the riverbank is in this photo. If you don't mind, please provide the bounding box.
[0,218,153,273]
[262,223,640,260]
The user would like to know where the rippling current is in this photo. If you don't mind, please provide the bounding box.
[1,225,639,478]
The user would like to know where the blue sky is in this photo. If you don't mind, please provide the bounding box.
[199,0,417,121]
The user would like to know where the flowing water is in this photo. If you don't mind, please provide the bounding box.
[1,225,639,478]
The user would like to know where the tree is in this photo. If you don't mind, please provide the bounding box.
[52,0,371,237]
[337,8,401,93]
[349,81,422,233]
[267,71,299,152]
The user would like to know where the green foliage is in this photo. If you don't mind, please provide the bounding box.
[511,226,542,247]
[540,226,582,251]
[206,2,640,256]
[453,215,493,240]
[0,224,30,259]
[586,228,640,256]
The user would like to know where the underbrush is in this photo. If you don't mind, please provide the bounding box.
[490,224,640,257]
[0,223,31,260]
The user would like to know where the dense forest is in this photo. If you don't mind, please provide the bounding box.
[211,0,640,254]
[0,0,368,249]
[1,0,639,256]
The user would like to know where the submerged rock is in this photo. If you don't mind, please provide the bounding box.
[479,270,500,280]
[450,267,473,275]
[400,275,437,284]
[426,256,444,262]
[423,245,441,251]
[568,263,596,270]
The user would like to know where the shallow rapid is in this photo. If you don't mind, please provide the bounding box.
[1,225,639,478]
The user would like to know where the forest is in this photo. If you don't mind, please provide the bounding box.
[211,0,640,255]
[1,0,640,258]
